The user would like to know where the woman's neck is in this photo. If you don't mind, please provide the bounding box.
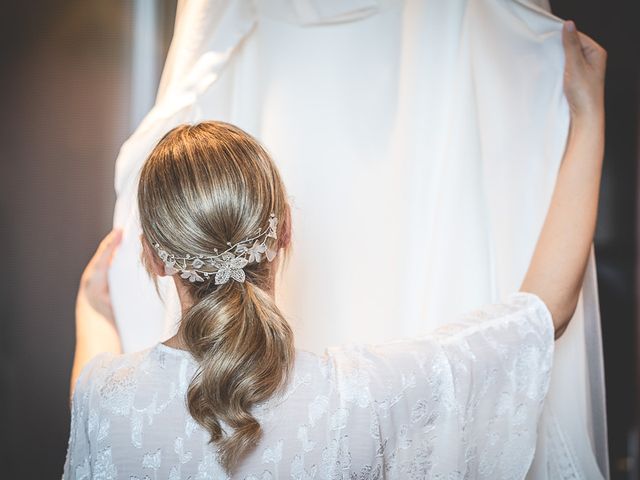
[162,333,188,350]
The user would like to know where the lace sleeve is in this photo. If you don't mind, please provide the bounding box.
[61,352,112,480]
[428,291,555,475]
[327,291,554,478]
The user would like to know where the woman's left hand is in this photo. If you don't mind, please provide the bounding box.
[77,228,123,323]
[70,228,123,401]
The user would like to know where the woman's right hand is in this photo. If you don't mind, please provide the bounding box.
[562,20,607,119]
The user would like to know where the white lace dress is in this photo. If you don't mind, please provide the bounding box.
[62,292,554,479]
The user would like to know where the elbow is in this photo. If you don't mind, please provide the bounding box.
[554,321,569,339]
[553,290,580,339]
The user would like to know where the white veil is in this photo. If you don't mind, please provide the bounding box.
[108,0,608,477]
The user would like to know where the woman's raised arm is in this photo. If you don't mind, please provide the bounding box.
[520,20,607,338]
[70,228,123,402]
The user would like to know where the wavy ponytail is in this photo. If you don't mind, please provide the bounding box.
[136,121,295,473]
[181,280,294,471]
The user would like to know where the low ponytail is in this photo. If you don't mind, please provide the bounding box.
[136,120,296,473]
[180,279,295,472]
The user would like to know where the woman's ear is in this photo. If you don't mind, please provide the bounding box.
[280,204,293,250]
[140,233,165,277]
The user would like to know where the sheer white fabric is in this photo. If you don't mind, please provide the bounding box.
[63,292,553,479]
[108,0,608,477]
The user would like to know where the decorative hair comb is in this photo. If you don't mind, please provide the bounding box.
[152,213,278,285]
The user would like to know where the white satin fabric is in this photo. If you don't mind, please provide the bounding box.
[108,0,608,478]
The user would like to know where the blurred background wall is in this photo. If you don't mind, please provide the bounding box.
[550,1,639,477]
[0,0,637,477]
[0,0,177,475]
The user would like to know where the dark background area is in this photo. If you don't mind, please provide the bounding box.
[0,0,177,475]
[0,1,637,477]
[550,0,639,477]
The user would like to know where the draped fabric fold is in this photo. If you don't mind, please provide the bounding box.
[109,0,608,477]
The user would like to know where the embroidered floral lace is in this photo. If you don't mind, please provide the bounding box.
[62,292,554,479]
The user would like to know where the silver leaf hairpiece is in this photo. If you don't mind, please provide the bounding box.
[152,213,278,285]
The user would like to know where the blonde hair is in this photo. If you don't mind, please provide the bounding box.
[136,121,295,473]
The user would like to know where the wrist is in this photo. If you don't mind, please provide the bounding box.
[75,287,117,325]
[570,98,605,125]
[569,109,604,137]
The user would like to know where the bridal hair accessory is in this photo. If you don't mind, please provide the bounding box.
[152,213,278,285]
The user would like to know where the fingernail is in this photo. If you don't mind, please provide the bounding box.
[565,20,575,32]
